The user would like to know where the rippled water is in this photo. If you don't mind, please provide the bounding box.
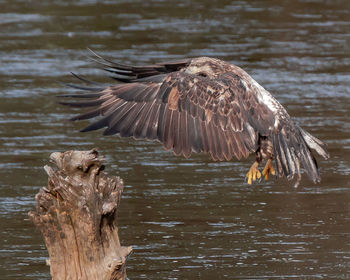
[1,0,350,279]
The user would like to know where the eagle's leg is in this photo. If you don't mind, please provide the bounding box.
[246,161,261,185]
[262,158,276,181]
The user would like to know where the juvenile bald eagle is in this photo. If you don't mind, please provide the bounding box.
[60,51,329,187]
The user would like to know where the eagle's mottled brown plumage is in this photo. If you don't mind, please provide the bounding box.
[60,51,329,186]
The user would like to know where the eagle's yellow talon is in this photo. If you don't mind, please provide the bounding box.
[262,159,275,181]
[256,170,261,180]
[247,176,252,185]
[246,161,260,185]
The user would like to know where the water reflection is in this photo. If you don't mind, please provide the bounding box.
[1,0,350,279]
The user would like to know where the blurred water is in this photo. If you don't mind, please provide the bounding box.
[1,0,350,279]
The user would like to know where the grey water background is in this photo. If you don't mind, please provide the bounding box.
[1,0,350,279]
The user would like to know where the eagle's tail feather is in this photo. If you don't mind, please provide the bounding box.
[298,125,330,160]
[298,134,320,183]
[273,125,328,185]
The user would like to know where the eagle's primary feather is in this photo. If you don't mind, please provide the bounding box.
[60,51,329,186]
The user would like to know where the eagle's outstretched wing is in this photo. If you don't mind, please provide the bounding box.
[60,52,329,184]
[60,55,276,162]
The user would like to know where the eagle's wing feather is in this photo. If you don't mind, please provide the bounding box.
[62,68,274,161]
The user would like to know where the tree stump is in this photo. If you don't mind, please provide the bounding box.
[28,149,132,280]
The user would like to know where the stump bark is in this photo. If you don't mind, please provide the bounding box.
[28,149,132,280]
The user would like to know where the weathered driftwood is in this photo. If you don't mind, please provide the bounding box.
[29,149,132,280]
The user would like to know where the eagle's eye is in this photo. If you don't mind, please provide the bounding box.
[197,72,208,77]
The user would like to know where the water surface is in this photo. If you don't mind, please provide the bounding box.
[1,0,350,279]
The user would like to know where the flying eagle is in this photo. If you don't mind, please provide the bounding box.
[60,51,329,187]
